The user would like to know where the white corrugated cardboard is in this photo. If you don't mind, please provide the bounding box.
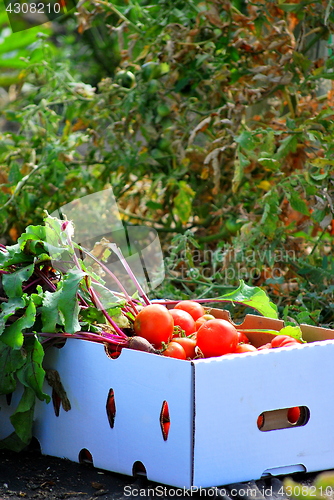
[1,311,334,488]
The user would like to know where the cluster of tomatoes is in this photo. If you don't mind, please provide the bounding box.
[133,300,302,360]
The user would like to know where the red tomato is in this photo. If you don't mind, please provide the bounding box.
[133,304,174,349]
[271,335,299,348]
[257,343,272,350]
[170,309,196,336]
[257,414,264,429]
[235,343,257,353]
[162,341,186,359]
[196,319,239,358]
[237,331,250,344]
[279,338,300,348]
[195,314,215,330]
[174,300,205,321]
[172,337,197,359]
[287,406,301,424]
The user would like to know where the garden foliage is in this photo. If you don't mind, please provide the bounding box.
[0,0,333,325]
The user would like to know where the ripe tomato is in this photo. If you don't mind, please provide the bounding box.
[257,414,264,429]
[162,341,186,360]
[196,319,239,358]
[257,342,272,350]
[172,337,196,359]
[174,300,205,321]
[133,304,174,349]
[237,331,250,344]
[287,406,301,424]
[279,338,300,348]
[235,343,257,353]
[271,335,299,348]
[195,314,215,330]
[170,309,196,336]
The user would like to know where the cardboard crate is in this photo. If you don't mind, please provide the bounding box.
[1,311,334,488]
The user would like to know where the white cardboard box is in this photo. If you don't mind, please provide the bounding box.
[1,312,334,488]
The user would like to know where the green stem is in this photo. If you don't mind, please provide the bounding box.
[93,0,142,33]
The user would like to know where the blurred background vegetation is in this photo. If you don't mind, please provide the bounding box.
[0,0,333,326]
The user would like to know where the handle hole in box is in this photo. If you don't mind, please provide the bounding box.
[79,448,94,465]
[257,406,310,431]
[106,388,116,428]
[104,344,121,359]
[133,461,147,478]
[160,400,170,441]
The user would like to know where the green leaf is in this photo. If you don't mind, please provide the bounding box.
[17,337,49,402]
[41,269,84,334]
[0,244,33,267]
[235,130,255,151]
[220,280,278,318]
[9,386,35,445]
[18,224,46,247]
[1,297,36,349]
[0,341,25,394]
[275,135,298,160]
[0,297,26,335]
[2,263,35,298]
[0,26,51,56]
[0,57,28,69]
[173,181,195,225]
[232,150,250,193]
[278,3,303,12]
[91,282,122,310]
[258,157,280,170]
[0,431,31,452]
[289,191,310,216]
[279,325,304,342]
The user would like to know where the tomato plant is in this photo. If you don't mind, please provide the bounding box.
[170,308,196,336]
[196,319,239,358]
[133,304,174,348]
[162,341,187,360]
[174,300,205,321]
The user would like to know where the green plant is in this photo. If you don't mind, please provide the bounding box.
[0,213,280,450]
[1,0,333,327]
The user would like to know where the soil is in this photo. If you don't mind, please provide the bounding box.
[0,442,322,500]
[0,443,155,500]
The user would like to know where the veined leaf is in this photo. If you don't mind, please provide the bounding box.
[1,297,36,349]
[9,386,35,445]
[17,337,50,402]
[2,263,35,298]
[235,130,255,151]
[0,244,33,266]
[275,135,298,160]
[220,280,278,318]
[289,191,310,216]
[41,269,84,334]
[0,297,26,335]
[0,341,25,394]
[279,325,304,342]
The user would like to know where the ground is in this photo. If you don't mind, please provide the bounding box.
[0,444,321,500]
